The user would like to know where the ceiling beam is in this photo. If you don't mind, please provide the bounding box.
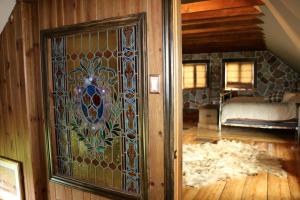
[182,15,263,26]
[182,18,263,30]
[183,40,265,47]
[182,25,262,35]
[181,0,264,14]
[183,34,265,44]
[181,0,207,4]
[183,41,266,51]
[182,7,263,21]
[183,45,266,54]
[182,29,264,39]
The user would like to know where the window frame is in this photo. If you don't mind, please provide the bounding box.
[182,60,210,90]
[222,58,257,91]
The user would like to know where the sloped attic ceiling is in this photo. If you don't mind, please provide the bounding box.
[181,0,300,73]
[261,0,300,73]
[0,0,16,33]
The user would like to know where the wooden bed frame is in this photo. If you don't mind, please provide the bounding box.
[218,91,300,143]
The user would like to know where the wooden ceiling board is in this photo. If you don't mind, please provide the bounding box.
[181,0,264,14]
[182,7,263,21]
[182,29,264,39]
[182,18,263,30]
[183,46,266,54]
[183,43,266,53]
[181,0,266,54]
[182,15,263,26]
[183,34,265,44]
[183,39,265,46]
[182,25,262,35]
[181,0,208,4]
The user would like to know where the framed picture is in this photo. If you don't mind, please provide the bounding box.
[41,14,148,200]
[0,157,24,200]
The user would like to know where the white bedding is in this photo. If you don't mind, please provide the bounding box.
[221,97,297,123]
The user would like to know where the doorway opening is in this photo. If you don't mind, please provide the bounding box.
[178,0,300,199]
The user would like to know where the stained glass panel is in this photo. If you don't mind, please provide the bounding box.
[43,15,146,198]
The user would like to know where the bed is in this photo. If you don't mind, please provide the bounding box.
[218,91,300,143]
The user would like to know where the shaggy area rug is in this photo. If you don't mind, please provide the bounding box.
[183,140,287,187]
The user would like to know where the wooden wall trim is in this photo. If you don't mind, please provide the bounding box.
[163,0,174,199]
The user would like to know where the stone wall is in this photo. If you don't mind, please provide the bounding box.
[183,50,300,108]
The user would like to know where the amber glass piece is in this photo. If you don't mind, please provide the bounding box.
[99,31,107,51]
[88,165,96,184]
[109,57,118,72]
[104,145,113,164]
[74,34,81,56]
[104,168,113,187]
[66,35,74,55]
[90,32,99,52]
[108,29,117,51]
[82,33,89,53]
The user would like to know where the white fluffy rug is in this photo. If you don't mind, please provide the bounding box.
[183,140,287,187]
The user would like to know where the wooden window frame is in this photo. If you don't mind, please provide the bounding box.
[222,58,257,91]
[183,60,210,90]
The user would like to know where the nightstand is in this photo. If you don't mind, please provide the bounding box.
[198,104,219,130]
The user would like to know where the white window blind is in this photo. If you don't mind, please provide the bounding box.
[225,61,254,90]
[183,65,194,89]
[183,63,207,89]
[196,64,207,88]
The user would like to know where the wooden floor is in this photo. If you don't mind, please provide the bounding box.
[182,125,300,200]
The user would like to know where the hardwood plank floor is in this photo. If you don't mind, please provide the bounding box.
[182,126,300,200]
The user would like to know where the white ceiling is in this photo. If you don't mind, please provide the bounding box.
[261,0,300,72]
[0,0,16,33]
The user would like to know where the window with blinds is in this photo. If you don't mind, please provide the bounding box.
[183,63,207,89]
[224,61,255,90]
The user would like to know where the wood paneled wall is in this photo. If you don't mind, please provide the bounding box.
[1,0,165,200]
[38,0,164,199]
[0,2,48,200]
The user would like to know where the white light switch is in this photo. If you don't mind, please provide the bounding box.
[150,75,160,94]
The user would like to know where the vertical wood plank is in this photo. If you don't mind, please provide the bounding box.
[22,2,48,199]
[75,0,85,23]
[57,0,64,27]
[65,186,73,200]
[83,192,91,200]
[49,182,57,200]
[87,0,97,21]
[50,0,58,27]
[63,0,76,25]
[72,189,84,200]
[147,0,165,199]
[55,184,66,200]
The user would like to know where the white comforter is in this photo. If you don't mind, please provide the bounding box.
[221,97,297,123]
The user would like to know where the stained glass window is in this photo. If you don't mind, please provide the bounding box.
[43,15,146,198]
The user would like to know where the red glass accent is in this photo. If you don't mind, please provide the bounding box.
[71,53,78,60]
[92,94,101,106]
[109,163,116,170]
[87,52,94,59]
[104,50,112,58]
[100,161,108,168]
